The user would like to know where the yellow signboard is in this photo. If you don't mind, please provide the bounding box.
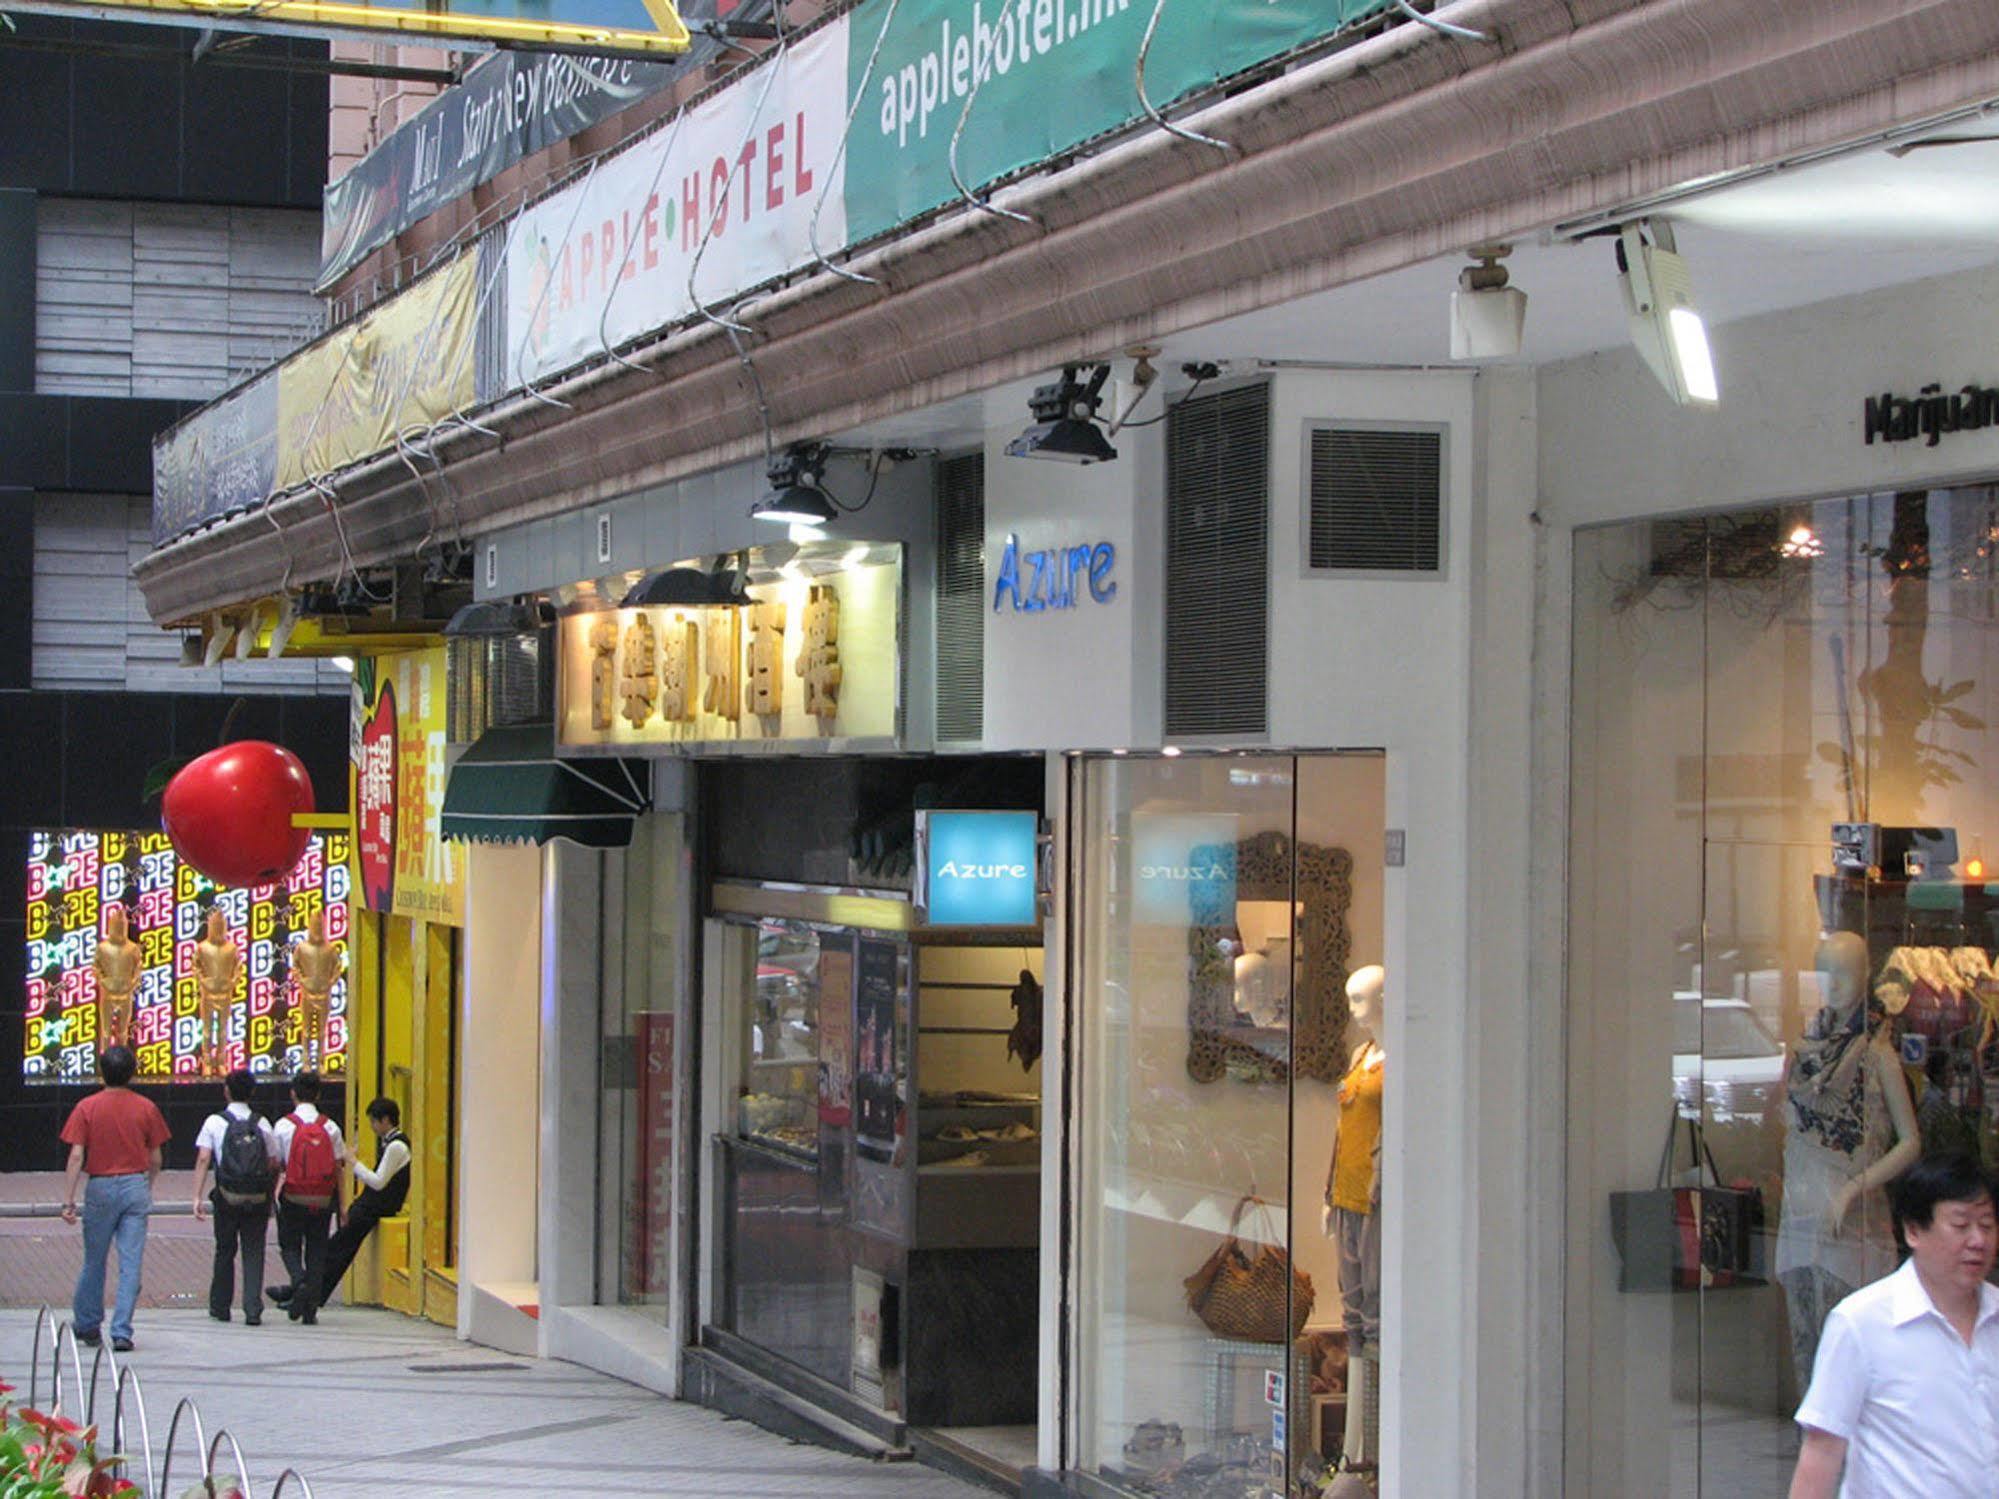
[351,649,468,926]
[277,255,479,493]
[13,0,690,57]
[558,547,902,751]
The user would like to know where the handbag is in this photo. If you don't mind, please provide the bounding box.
[1608,1114,1763,1293]
[1183,1193,1315,1342]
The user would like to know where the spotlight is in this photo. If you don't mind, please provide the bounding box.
[1616,220,1718,406]
[266,596,301,659]
[1449,244,1526,360]
[621,564,749,608]
[1006,365,1118,464]
[444,599,552,636]
[751,443,838,525]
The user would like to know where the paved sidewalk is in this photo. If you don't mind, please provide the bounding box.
[2,1306,985,1498]
[0,1172,287,1315]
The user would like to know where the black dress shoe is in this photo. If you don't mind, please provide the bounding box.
[287,1304,302,1321]
[74,1329,101,1347]
[299,1312,316,1326]
[112,1338,133,1353]
[209,1310,230,1323]
[244,1313,262,1327]
[267,1285,293,1305]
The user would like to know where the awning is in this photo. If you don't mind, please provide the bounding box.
[441,723,649,848]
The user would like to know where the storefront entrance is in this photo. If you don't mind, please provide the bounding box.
[1067,752,1386,1498]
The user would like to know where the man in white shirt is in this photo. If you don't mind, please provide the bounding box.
[266,1070,346,1326]
[1791,1152,1999,1499]
[317,1096,413,1305]
[191,1068,281,1324]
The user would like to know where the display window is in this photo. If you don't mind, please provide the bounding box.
[1071,752,1386,1497]
[1567,487,1999,1494]
[741,920,826,1158]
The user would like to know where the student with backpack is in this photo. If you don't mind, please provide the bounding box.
[316,1096,411,1304]
[191,1068,281,1324]
[268,1071,345,1325]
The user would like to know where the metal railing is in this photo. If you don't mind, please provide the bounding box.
[24,1305,314,1499]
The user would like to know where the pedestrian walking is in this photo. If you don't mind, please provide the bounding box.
[267,1070,345,1326]
[1790,1152,1999,1498]
[190,1068,280,1325]
[58,1044,169,1352]
[317,1096,411,1307]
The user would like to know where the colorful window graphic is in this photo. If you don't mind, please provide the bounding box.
[23,829,351,1085]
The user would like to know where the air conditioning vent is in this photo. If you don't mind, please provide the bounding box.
[448,629,552,744]
[935,452,986,743]
[1166,383,1269,739]
[1305,424,1444,575]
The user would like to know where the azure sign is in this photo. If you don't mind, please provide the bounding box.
[918,811,1040,926]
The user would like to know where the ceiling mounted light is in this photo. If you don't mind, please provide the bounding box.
[751,443,838,526]
[1450,243,1527,360]
[1616,219,1718,406]
[444,598,552,636]
[620,564,749,609]
[1006,365,1118,464]
[265,596,301,660]
[1780,522,1824,560]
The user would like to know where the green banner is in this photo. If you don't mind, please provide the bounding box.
[844,0,1384,244]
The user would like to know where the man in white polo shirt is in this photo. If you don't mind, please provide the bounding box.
[1790,1152,1999,1498]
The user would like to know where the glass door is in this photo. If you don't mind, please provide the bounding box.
[1070,752,1385,1497]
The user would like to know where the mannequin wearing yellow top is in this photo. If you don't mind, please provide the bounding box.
[194,910,241,1080]
[288,909,344,1069]
[1321,964,1385,1472]
[92,905,141,1050]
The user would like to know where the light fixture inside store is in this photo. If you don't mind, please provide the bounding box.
[620,563,749,609]
[1006,365,1118,464]
[329,655,355,675]
[751,443,838,526]
[1616,220,1718,406]
[1450,244,1527,360]
[1780,523,1824,559]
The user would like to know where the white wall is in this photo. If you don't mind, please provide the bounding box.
[1539,259,1999,527]
[982,374,1162,750]
[458,841,543,1353]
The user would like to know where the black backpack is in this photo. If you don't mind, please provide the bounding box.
[215,1113,272,1201]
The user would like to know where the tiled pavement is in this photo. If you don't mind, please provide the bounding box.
[0,1171,283,1316]
[2,1174,985,1498]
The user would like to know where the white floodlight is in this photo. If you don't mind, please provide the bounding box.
[1617,220,1718,405]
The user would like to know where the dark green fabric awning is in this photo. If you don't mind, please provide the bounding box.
[442,723,649,848]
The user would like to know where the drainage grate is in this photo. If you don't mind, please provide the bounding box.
[406,1361,526,1373]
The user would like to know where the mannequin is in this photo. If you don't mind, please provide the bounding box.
[288,909,345,1068]
[1775,931,1919,1394]
[1321,964,1385,1474]
[92,905,141,1050]
[194,910,242,1080]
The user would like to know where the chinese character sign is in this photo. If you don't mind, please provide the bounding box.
[23,829,352,1085]
[350,649,465,925]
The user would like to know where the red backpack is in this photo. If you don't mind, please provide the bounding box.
[284,1113,338,1206]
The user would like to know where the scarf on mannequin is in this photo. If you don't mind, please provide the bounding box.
[1787,1001,1873,1156]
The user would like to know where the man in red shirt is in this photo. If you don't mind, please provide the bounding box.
[59,1045,170,1351]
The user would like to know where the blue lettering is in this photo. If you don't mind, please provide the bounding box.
[1088,542,1117,602]
[992,533,1023,612]
[1023,549,1049,613]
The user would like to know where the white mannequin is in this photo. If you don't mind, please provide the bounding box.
[1321,964,1386,1473]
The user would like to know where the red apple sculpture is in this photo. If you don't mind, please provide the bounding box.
[162,741,317,889]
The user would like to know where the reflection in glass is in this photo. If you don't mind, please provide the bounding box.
[1568,487,1999,1496]
[741,920,822,1157]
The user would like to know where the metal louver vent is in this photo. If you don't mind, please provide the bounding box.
[1166,383,1269,739]
[934,453,986,742]
[447,630,552,744]
[1305,425,1444,574]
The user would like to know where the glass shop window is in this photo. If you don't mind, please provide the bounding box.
[740,920,822,1158]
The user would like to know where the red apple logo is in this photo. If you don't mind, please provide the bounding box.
[161,742,316,889]
[356,681,397,913]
